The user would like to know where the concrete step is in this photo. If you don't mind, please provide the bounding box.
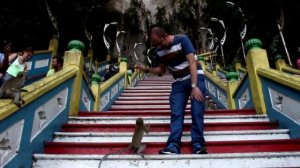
[117,96,170,100]
[110,104,186,110]
[136,83,172,86]
[123,90,171,93]
[113,100,186,105]
[120,93,170,96]
[78,109,256,117]
[43,139,300,155]
[52,129,290,143]
[34,152,300,168]
[126,86,172,89]
[61,121,278,132]
[32,152,300,168]
[137,81,173,84]
[67,115,269,124]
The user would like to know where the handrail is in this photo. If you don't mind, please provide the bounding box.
[232,72,248,96]
[257,67,300,91]
[282,66,300,75]
[0,66,77,120]
[82,72,95,101]
[100,71,125,93]
[204,70,227,91]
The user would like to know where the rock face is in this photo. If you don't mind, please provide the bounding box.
[105,0,207,66]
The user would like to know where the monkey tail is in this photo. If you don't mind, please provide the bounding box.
[98,146,131,168]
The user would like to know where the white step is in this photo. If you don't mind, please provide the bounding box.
[136,84,172,86]
[127,86,172,89]
[120,93,170,96]
[114,100,191,104]
[123,90,171,92]
[110,105,174,109]
[68,115,269,124]
[52,130,290,143]
[33,152,300,168]
[117,96,170,100]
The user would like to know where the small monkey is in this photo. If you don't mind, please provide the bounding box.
[0,72,28,107]
[205,96,218,110]
[98,117,150,168]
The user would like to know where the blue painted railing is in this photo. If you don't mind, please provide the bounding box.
[0,67,77,168]
[25,51,53,85]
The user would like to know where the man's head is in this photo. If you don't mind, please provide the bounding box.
[150,26,171,49]
[22,47,34,61]
[52,56,64,71]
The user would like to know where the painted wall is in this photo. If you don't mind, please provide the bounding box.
[205,77,228,109]
[0,77,74,168]
[100,76,125,111]
[261,77,300,138]
[25,51,52,85]
[233,76,254,109]
[79,77,95,111]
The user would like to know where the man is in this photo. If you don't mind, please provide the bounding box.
[136,26,207,154]
[46,56,64,77]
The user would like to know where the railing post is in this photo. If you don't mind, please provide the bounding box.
[48,35,59,57]
[198,55,206,70]
[91,74,101,111]
[245,39,268,114]
[274,55,286,71]
[64,40,85,116]
[120,57,128,88]
[226,72,239,109]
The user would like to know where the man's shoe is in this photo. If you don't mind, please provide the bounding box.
[159,143,180,154]
[193,143,208,154]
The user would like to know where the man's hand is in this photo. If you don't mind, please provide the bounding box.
[135,64,147,72]
[3,43,11,56]
[191,86,204,102]
[0,73,3,78]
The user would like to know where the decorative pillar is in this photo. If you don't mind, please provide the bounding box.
[91,74,101,111]
[48,35,59,57]
[64,40,85,116]
[274,55,286,71]
[198,55,206,70]
[226,72,239,109]
[120,57,128,88]
[245,39,268,114]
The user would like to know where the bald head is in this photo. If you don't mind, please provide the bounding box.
[150,26,172,48]
[151,26,167,38]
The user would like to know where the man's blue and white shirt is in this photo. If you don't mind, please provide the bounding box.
[156,35,203,80]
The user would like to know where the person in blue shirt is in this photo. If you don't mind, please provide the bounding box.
[136,26,207,155]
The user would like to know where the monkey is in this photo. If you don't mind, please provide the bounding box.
[0,71,28,107]
[207,100,218,110]
[98,117,150,168]
[205,96,218,110]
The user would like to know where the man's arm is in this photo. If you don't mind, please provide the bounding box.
[136,63,166,75]
[186,53,204,102]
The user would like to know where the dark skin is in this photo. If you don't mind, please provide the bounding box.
[98,118,150,168]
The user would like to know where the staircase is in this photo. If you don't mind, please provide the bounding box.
[33,75,300,168]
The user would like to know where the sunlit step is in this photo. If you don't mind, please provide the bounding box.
[33,152,300,168]
[68,115,269,124]
[53,129,290,143]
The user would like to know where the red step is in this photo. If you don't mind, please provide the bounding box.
[44,139,300,155]
[61,121,278,132]
[78,109,256,117]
